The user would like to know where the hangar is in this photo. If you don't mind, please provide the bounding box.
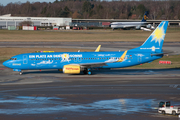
[0,14,72,29]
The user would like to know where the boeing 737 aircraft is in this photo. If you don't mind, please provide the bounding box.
[111,11,154,31]
[3,21,168,75]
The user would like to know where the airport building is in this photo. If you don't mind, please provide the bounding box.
[0,14,72,29]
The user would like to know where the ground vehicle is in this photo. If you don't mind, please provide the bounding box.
[158,101,180,115]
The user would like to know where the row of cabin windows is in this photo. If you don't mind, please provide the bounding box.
[29,57,133,61]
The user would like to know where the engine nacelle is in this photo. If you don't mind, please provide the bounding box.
[146,24,152,29]
[63,65,81,74]
[135,25,141,30]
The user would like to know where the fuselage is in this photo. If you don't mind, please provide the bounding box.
[3,51,162,70]
[111,22,146,29]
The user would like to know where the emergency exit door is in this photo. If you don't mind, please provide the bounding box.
[23,55,28,64]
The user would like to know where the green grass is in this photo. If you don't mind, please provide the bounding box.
[0,27,180,42]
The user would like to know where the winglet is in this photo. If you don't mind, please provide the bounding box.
[117,50,127,62]
[95,45,101,52]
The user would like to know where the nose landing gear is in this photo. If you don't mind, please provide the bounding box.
[19,71,23,75]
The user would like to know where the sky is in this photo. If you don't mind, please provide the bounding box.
[1,0,53,6]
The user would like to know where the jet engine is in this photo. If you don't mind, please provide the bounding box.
[135,25,141,30]
[63,65,81,74]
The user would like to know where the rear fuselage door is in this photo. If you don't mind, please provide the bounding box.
[138,56,142,63]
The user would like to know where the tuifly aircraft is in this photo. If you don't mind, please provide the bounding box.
[111,11,155,31]
[3,21,168,75]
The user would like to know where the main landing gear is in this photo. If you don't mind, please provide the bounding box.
[87,68,92,75]
[83,68,92,75]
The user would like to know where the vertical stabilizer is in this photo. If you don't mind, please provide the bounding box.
[141,11,148,22]
[130,21,168,53]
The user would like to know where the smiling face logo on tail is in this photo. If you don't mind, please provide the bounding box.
[151,22,166,46]
[130,21,168,53]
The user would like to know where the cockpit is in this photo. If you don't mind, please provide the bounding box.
[10,58,17,60]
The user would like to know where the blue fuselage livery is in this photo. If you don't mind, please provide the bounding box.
[3,21,169,75]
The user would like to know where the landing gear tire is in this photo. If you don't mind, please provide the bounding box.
[88,71,92,75]
[87,68,92,75]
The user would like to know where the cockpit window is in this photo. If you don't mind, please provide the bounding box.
[10,58,17,60]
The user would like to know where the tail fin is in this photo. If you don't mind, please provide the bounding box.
[141,11,148,22]
[130,21,169,53]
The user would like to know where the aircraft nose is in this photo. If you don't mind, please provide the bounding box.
[3,61,9,67]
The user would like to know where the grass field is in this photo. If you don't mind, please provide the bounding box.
[0,27,180,42]
[0,28,180,69]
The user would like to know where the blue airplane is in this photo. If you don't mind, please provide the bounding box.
[3,21,168,75]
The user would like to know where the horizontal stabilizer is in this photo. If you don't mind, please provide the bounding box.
[151,53,167,56]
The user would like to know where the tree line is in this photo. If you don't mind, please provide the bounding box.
[0,0,179,20]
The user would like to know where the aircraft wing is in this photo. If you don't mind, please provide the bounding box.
[74,50,127,68]
[123,25,136,28]
[151,52,169,56]
[80,62,107,68]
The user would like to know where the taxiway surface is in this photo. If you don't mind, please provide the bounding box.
[0,63,180,120]
[0,41,180,120]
